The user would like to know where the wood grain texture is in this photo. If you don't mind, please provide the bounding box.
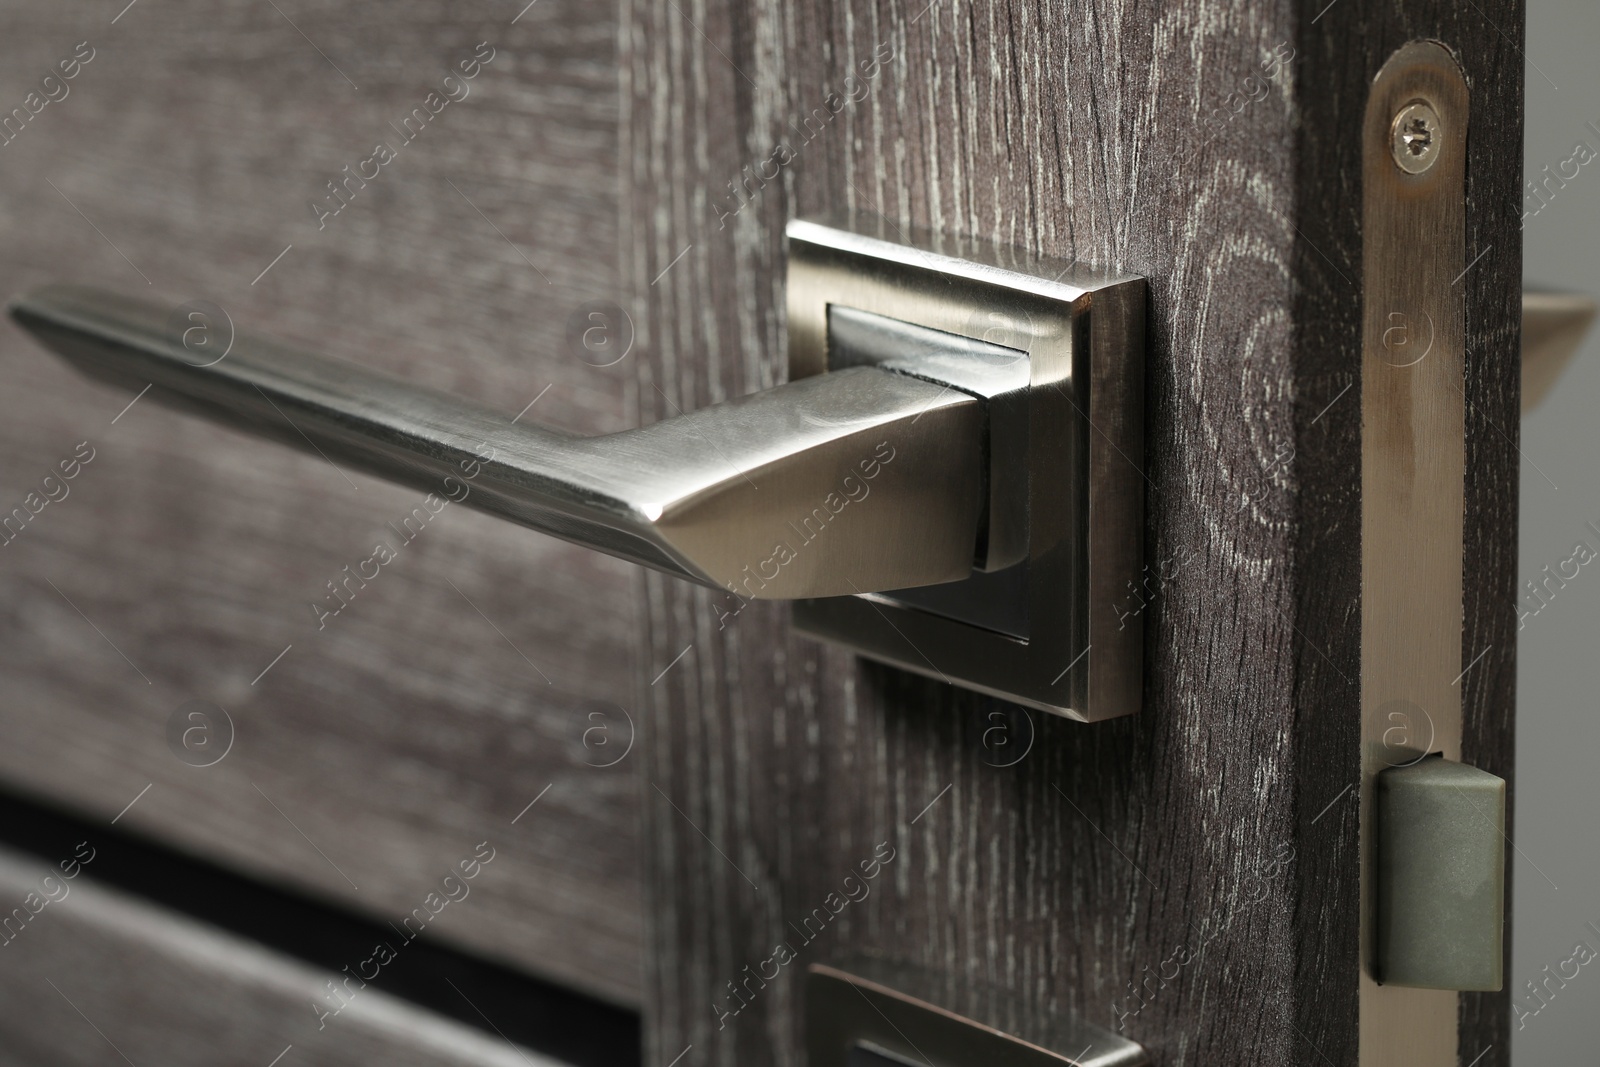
[0,1,642,1005]
[624,1,1522,1065]
[0,845,569,1067]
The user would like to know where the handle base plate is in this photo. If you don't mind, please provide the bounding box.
[787,214,1145,721]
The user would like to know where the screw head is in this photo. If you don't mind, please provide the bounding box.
[1390,101,1441,174]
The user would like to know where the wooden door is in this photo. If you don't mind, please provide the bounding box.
[0,1,645,1058]
[627,1,1520,1066]
[0,0,1523,1065]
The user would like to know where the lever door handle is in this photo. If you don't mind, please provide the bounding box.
[8,214,1146,718]
[9,284,991,600]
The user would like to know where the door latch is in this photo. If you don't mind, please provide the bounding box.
[9,213,1146,719]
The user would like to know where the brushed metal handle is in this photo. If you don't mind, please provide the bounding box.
[9,284,992,599]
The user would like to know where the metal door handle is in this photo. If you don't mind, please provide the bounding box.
[9,284,995,600]
[9,214,1148,718]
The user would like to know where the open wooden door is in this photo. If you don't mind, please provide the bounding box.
[0,0,1524,1065]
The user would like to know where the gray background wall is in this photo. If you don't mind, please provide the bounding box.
[1515,0,1600,1060]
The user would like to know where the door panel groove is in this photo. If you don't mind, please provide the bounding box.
[0,786,642,1067]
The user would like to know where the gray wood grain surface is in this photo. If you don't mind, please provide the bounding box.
[624,1,1521,1066]
[0,1,642,1006]
[0,0,1524,1057]
[0,844,569,1067]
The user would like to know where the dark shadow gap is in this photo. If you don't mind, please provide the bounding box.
[0,785,641,1067]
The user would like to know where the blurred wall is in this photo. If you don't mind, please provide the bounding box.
[1515,0,1600,1061]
